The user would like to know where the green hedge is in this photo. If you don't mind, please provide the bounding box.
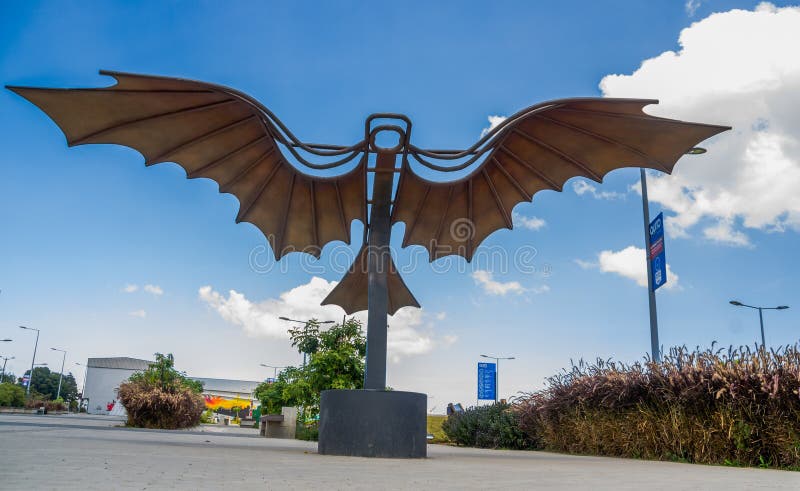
[442,402,535,449]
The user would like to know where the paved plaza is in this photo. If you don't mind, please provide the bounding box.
[0,413,798,490]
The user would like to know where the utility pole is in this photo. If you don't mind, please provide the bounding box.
[19,326,40,396]
[51,348,67,400]
[640,169,661,362]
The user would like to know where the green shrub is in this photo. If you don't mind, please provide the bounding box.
[516,344,800,469]
[0,383,25,407]
[117,353,205,429]
[200,409,215,424]
[442,402,535,449]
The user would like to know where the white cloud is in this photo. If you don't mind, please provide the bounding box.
[574,259,595,270]
[685,0,702,16]
[198,277,449,360]
[122,284,138,293]
[512,212,546,231]
[530,285,551,294]
[128,309,146,318]
[600,3,800,246]
[471,270,525,295]
[143,284,163,296]
[480,115,507,137]
[595,246,680,290]
[573,180,626,200]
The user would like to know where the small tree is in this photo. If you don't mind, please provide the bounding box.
[255,318,366,417]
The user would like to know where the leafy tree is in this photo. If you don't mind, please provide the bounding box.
[127,353,204,394]
[256,318,366,416]
[0,382,25,407]
[19,367,78,402]
[0,372,16,384]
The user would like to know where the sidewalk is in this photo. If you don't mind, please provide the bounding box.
[1,413,797,490]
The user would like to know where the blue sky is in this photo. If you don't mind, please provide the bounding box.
[1,1,798,410]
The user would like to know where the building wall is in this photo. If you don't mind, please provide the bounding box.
[83,367,139,415]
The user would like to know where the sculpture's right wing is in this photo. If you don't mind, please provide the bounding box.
[393,98,731,261]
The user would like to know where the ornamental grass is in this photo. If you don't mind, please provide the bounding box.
[117,378,205,429]
[514,344,800,469]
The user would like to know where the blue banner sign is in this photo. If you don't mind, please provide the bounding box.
[649,212,667,291]
[477,362,496,400]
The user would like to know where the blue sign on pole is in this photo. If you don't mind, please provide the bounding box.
[477,362,496,401]
[649,212,667,291]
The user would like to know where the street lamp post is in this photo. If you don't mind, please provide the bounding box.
[19,326,40,396]
[480,354,515,403]
[278,317,335,366]
[51,347,67,400]
[1,356,14,381]
[260,363,287,379]
[729,301,790,348]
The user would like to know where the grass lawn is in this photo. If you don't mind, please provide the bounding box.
[427,414,449,443]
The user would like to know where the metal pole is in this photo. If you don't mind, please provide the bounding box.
[758,308,766,348]
[640,169,661,362]
[1,357,9,380]
[364,151,394,390]
[56,350,66,400]
[26,329,39,396]
[494,358,499,404]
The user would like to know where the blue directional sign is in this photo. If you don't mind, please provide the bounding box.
[477,362,496,401]
[649,212,667,291]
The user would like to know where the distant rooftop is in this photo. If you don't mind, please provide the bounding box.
[87,357,152,371]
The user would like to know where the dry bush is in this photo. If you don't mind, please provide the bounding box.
[117,378,205,429]
[515,344,800,469]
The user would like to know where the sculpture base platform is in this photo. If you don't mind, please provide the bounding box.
[318,389,427,458]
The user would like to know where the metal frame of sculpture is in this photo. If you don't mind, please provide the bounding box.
[7,71,730,457]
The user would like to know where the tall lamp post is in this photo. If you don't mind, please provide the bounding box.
[1,356,14,381]
[480,354,515,403]
[19,326,40,396]
[51,347,67,400]
[729,300,789,348]
[278,317,335,366]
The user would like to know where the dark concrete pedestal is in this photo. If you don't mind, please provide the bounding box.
[318,389,427,458]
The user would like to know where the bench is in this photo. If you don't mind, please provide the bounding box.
[260,407,296,439]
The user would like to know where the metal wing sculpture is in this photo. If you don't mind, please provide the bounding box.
[8,71,730,390]
[7,71,366,261]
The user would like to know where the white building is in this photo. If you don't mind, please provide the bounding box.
[83,357,152,415]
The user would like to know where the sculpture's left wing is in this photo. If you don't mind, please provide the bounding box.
[393,98,730,261]
[7,71,367,259]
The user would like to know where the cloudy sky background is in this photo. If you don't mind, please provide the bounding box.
[1,1,798,411]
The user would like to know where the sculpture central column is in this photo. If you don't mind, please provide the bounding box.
[364,150,395,390]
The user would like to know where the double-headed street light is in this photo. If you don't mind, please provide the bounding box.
[480,354,515,403]
[51,347,67,400]
[260,363,287,379]
[19,326,40,396]
[729,300,789,348]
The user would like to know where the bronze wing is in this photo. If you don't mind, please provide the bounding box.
[393,98,731,261]
[7,71,366,259]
